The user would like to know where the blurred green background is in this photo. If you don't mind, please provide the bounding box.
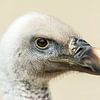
[0,0,100,100]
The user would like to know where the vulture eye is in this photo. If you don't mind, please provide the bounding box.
[35,38,49,50]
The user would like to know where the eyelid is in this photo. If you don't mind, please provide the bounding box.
[33,35,60,44]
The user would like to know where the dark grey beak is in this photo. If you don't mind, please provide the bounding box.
[69,37,100,74]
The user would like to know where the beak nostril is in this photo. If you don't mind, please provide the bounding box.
[75,47,83,54]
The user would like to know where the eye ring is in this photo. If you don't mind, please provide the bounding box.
[35,38,49,50]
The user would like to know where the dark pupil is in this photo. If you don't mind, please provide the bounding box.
[37,38,48,47]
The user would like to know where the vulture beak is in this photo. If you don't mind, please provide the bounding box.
[68,37,100,74]
[49,37,100,75]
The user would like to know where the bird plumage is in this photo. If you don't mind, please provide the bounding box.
[0,12,100,100]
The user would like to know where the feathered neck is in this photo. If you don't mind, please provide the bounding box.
[2,79,51,100]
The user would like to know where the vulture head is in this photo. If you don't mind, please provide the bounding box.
[0,12,100,100]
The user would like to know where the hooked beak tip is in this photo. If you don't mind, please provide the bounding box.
[76,47,100,73]
[91,48,100,61]
[87,48,100,71]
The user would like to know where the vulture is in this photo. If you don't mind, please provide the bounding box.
[0,12,100,100]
